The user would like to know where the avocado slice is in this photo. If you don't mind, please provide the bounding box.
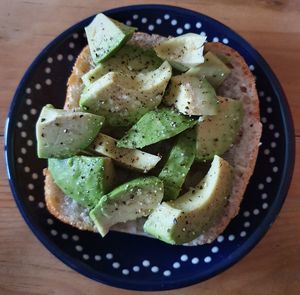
[89,133,161,173]
[82,45,162,86]
[144,155,233,244]
[90,177,164,236]
[36,104,104,159]
[117,107,198,149]
[154,33,206,71]
[80,61,172,126]
[185,51,231,88]
[158,128,196,201]
[164,75,218,116]
[85,13,136,64]
[196,97,243,161]
[48,156,115,208]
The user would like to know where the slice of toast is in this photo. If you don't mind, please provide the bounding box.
[44,32,262,245]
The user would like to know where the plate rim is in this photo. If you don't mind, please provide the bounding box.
[4,4,295,291]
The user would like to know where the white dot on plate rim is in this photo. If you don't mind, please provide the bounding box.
[253,208,260,215]
[142,260,150,267]
[204,256,212,263]
[35,83,41,90]
[148,24,154,31]
[184,23,191,30]
[132,265,140,272]
[73,33,79,39]
[156,18,162,24]
[32,173,38,179]
[28,183,34,190]
[266,96,272,102]
[126,20,132,26]
[17,122,23,128]
[262,193,268,199]
[22,114,28,120]
[122,269,129,275]
[200,31,206,36]
[259,91,264,97]
[274,132,280,138]
[269,157,276,163]
[26,99,32,105]
[249,65,255,71]
[267,107,273,113]
[171,19,177,26]
[244,221,251,228]
[141,17,147,23]
[222,38,229,44]
[217,235,224,242]
[57,54,63,61]
[261,117,267,123]
[47,57,53,63]
[28,195,35,202]
[94,255,101,261]
[30,108,37,115]
[240,231,247,237]
[195,22,202,28]
[264,149,270,155]
[262,203,269,209]
[266,176,272,183]
[24,166,30,173]
[211,246,219,253]
[45,79,52,86]
[25,88,32,94]
[21,131,27,138]
[72,235,79,241]
[82,254,89,260]
[68,54,74,61]
[164,14,170,20]
[243,211,250,217]
[212,37,219,42]
[47,218,53,225]
[50,229,57,236]
[191,257,199,264]
[258,183,264,190]
[151,266,159,273]
[75,245,83,252]
[176,28,183,34]
[269,124,274,130]
[228,234,235,241]
[180,254,188,262]
[17,157,23,163]
[270,142,277,148]
[38,201,44,208]
[112,262,120,269]
[273,166,278,173]
[133,14,139,20]
[172,262,180,269]
[163,270,171,276]
[106,253,113,260]
[62,233,68,239]
[69,42,75,48]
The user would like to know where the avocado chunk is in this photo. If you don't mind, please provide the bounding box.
[80,61,172,126]
[89,133,161,173]
[117,107,198,149]
[196,97,243,161]
[158,128,196,201]
[82,45,162,86]
[164,75,218,116]
[36,104,104,158]
[48,156,115,208]
[90,177,164,236]
[185,51,231,88]
[144,155,233,244]
[154,33,206,71]
[85,13,136,64]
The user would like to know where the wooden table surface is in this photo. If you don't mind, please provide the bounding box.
[1,0,300,294]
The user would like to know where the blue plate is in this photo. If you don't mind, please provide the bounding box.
[4,4,294,291]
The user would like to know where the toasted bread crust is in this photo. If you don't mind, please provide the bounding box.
[45,33,262,245]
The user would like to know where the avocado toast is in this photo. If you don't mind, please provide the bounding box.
[39,13,262,246]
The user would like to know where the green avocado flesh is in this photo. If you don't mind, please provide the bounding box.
[164,75,218,116]
[185,51,231,88]
[89,133,161,172]
[89,177,164,236]
[195,97,243,161]
[154,33,206,71]
[48,156,115,208]
[36,104,104,159]
[117,107,198,149]
[82,45,162,86]
[85,13,136,64]
[158,128,196,201]
[80,61,172,126]
[143,155,233,244]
